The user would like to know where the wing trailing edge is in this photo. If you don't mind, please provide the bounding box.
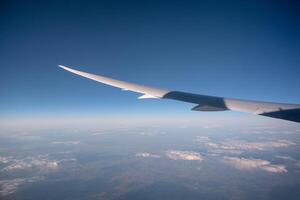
[59,65,300,123]
[58,65,169,98]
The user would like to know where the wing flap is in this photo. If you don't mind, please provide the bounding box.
[191,105,228,111]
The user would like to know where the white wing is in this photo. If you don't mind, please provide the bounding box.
[59,65,300,123]
[58,65,168,99]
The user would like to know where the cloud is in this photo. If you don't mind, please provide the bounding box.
[224,157,287,173]
[2,156,58,172]
[275,155,300,168]
[206,139,296,152]
[195,136,211,143]
[165,150,203,161]
[59,158,77,163]
[135,150,203,161]
[3,160,32,171]
[52,141,80,145]
[135,152,161,158]
[0,156,13,164]
[0,154,77,196]
[275,155,297,161]
[92,132,107,136]
[0,176,43,196]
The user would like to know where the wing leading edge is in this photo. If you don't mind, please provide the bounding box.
[59,65,300,123]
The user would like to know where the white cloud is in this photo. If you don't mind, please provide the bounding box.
[59,158,77,163]
[165,150,203,161]
[275,155,297,161]
[135,152,161,158]
[0,156,13,164]
[92,132,107,136]
[224,157,287,173]
[0,154,77,196]
[135,150,204,161]
[139,130,166,136]
[0,176,43,196]
[275,155,300,168]
[52,141,80,145]
[2,156,58,172]
[0,178,27,196]
[31,159,58,170]
[3,160,32,171]
[206,139,296,152]
[195,136,211,143]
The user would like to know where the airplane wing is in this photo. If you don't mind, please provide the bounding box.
[59,65,300,123]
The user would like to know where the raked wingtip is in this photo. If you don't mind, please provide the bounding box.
[58,65,72,71]
[58,64,66,69]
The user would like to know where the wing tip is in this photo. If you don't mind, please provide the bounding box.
[58,64,69,70]
[58,65,77,73]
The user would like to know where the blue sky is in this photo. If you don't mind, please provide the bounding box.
[1,0,299,122]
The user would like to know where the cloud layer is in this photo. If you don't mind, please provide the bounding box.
[52,141,80,145]
[135,150,203,161]
[0,177,43,196]
[135,152,161,158]
[199,137,296,154]
[224,157,287,173]
[1,156,58,172]
[165,150,203,161]
[0,154,77,196]
[210,139,295,151]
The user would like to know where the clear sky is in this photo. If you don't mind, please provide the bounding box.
[1,0,299,123]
